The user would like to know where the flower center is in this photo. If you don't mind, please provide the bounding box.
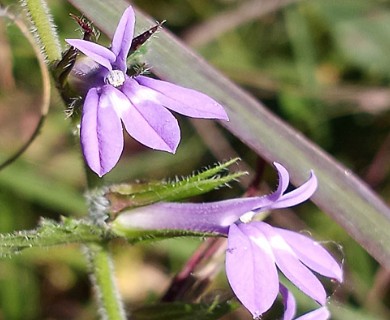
[106,70,125,87]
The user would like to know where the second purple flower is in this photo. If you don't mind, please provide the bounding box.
[113,163,343,319]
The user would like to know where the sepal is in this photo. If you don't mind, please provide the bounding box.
[106,158,245,217]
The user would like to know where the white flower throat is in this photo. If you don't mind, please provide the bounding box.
[239,211,255,223]
[106,70,125,87]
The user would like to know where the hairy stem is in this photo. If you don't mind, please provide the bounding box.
[83,157,127,319]
[0,218,109,257]
[21,0,62,62]
[86,243,127,320]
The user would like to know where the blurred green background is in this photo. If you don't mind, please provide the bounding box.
[1,0,390,319]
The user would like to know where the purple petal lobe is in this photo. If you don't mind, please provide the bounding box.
[66,39,115,70]
[254,222,327,305]
[114,197,272,235]
[136,76,229,120]
[280,284,297,320]
[269,171,318,210]
[266,162,290,203]
[295,307,330,320]
[274,228,343,282]
[111,6,135,71]
[251,165,317,214]
[120,79,180,152]
[80,88,99,173]
[81,87,124,176]
[226,224,279,318]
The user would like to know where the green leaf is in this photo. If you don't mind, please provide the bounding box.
[66,0,390,269]
[132,300,238,320]
[106,158,245,215]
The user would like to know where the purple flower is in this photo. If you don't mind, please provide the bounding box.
[114,163,342,319]
[66,7,228,176]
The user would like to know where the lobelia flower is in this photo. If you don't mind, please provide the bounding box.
[113,163,343,319]
[65,6,228,177]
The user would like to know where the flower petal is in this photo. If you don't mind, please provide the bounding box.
[226,223,279,318]
[269,170,317,210]
[80,88,99,172]
[254,222,327,305]
[66,39,115,71]
[111,6,135,71]
[251,165,317,214]
[114,197,271,235]
[120,79,180,153]
[279,284,297,320]
[80,87,124,176]
[295,306,330,320]
[269,162,290,201]
[275,228,343,282]
[251,162,290,211]
[136,76,229,120]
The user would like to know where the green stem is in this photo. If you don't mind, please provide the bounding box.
[86,243,127,320]
[21,0,62,62]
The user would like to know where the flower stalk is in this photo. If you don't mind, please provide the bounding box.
[161,237,227,303]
